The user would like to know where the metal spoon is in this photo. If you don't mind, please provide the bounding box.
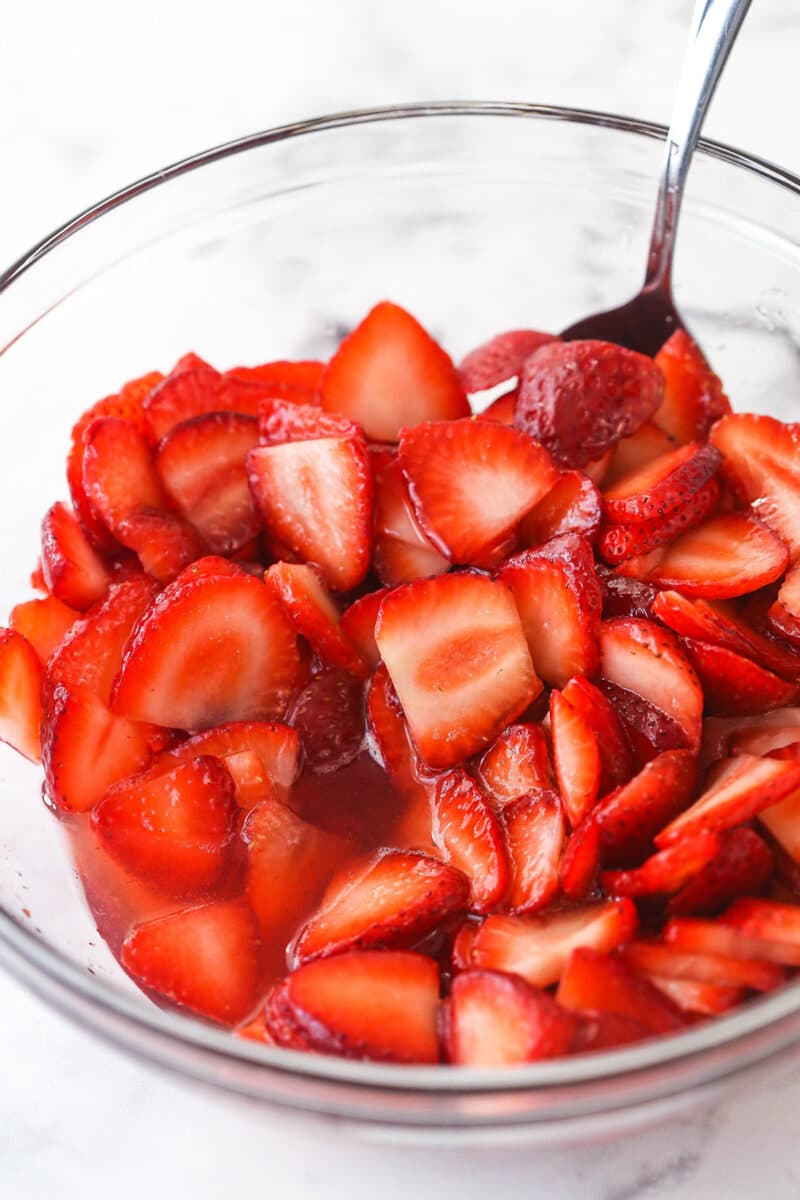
[561,0,752,354]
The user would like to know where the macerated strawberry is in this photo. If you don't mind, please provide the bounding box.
[600,681,690,766]
[584,449,614,486]
[504,790,566,913]
[10,595,78,665]
[556,948,685,1034]
[266,951,441,1063]
[458,329,557,393]
[430,770,509,912]
[664,915,800,968]
[653,330,729,443]
[645,975,744,1016]
[289,669,365,773]
[121,898,262,1025]
[769,561,800,644]
[375,573,539,769]
[339,587,389,671]
[476,389,518,425]
[680,638,799,715]
[666,828,773,916]
[598,476,722,565]
[155,412,260,553]
[559,810,601,901]
[710,413,800,560]
[600,831,720,897]
[114,510,206,584]
[224,359,324,397]
[0,629,43,762]
[443,969,575,1066]
[515,340,664,468]
[321,301,469,442]
[721,898,800,959]
[221,750,275,810]
[519,469,603,547]
[620,938,785,992]
[397,419,558,564]
[598,569,657,620]
[266,562,366,678]
[550,689,601,828]
[604,422,677,489]
[154,720,300,791]
[561,675,634,793]
[143,365,273,443]
[365,664,424,794]
[498,535,602,687]
[572,1011,651,1052]
[476,723,552,807]
[593,749,698,867]
[603,441,721,526]
[600,618,703,752]
[41,501,112,610]
[461,899,638,988]
[292,849,469,964]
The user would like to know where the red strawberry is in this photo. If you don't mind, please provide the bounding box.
[154,720,300,792]
[224,359,324,396]
[375,573,539,769]
[600,681,690,766]
[645,976,744,1016]
[221,750,275,810]
[114,510,206,584]
[112,564,301,729]
[556,948,685,1033]
[292,849,469,965]
[257,399,357,446]
[620,938,785,993]
[598,475,722,565]
[519,470,602,547]
[321,301,469,442]
[550,688,601,828]
[339,587,389,671]
[398,420,558,564]
[666,828,773,917]
[515,340,664,467]
[460,899,638,988]
[0,630,43,762]
[498,535,602,687]
[477,390,517,425]
[559,811,601,901]
[572,1011,651,1052]
[373,456,451,586]
[288,669,365,773]
[457,329,557,393]
[721,897,800,958]
[561,675,635,793]
[584,449,614,486]
[41,502,113,610]
[758,779,800,870]
[121,898,262,1025]
[476,722,553,807]
[10,595,78,666]
[679,638,799,715]
[598,569,657,620]
[600,831,720,897]
[143,365,274,443]
[593,750,698,867]
[504,790,566,913]
[664,915,800,968]
[442,969,576,1066]
[604,421,677,489]
[365,664,425,795]
[265,950,441,1063]
[430,770,509,912]
[653,329,730,443]
[266,562,366,678]
[603,442,721,525]
[769,561,800,644]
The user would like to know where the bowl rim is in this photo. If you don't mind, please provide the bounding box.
[2,99,800,1115]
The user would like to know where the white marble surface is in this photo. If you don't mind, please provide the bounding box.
[2,1,800,1195]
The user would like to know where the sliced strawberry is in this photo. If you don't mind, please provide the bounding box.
[559,811,601,901]
[398,420,558,564]
[225,359,324,396]
[600,831,720,897]
[598,570,657,620]
[519,470,602,547]
[603,442,720,525]
[664,915,800,968]
[604,422,677,489]
[457,329,557,393]
[143,365,273,443]
[373,456,451,586]
[504,790,566,913]
[561,675,635,793]
[721,897,800,959]
[266,562,366,678]
[515,340,664,468]
[265,950,441,1063]
[41,501,112,610]
[430,770,509,912]
[0,630,43,762]
[572,1011,651,1052]
[550,688,601,828]
[9,595,79,665]
[598,476,722,565]
[477,390,518,425]
[121,898,262,1025]
[476,722,552,807]
[112,565,301,729]
[620,939,785,992]
[593,750,698,867]
[365,664,424,794]
[645,975,744,1016]
[600,618,703,752]
[461,899,638,988]
[758,781,800,870]
[498,535,601,687]
[375,573,539,769]
[292,849,469,965]
[556,948,685,1034]
[653,329,730,442]
[443,969,575,1066]
[288,669,365,773]
[321,301,469,442]
[221,750,275,810]
[114,510,206,583]
[769,561,800,644]
[599,681,690,765]
[155,720,300,791]
[680,638,799,715]
[710,413,800,560]
[155,412,260,553]
[666,828,773,917]
[716,710,800,759]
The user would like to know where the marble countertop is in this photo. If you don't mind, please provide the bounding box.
[2,1,799,1195]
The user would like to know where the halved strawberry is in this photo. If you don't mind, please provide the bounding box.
[0,630,43,762]
[9,595,78,666]
[498,535,602,687]
[769,561,800,644]
[365,664,424,794]
[321,301,469,442]
[604,422,677,489]
[339,588,388,672]
[442,969,575,1066]
[620,938,785,992]
[41,502,112,610]
[710,413,800,560]
[653,330,730,443]
[266,562,366,678]
[476,722,553,807]
[593,750,699,867]
[645,976,744,1016]
[504,790,566,913]
[460,899,638,988]
[154,720,300,791]
[457,329,557,393]
[143,365,273,443]
[556,948,685,1034]
[373,456,451,586]
[398,420,558,564]
[550,688,601,828]
[598,475,722,565]
[679,638,799,715]
[515,340,664,467]
[430,770,509,912]
[664,915,800,968]
[600,831,720,897]
[265,950,441,1063]
[561,675,635,793]
[288,668,365,773]
[666,827,773,916]
[721,897,800,958]
[375,572,539,769]
[112,564,301,729]
[155,412,260,553]
[519,469,602,547]
[600,618,703,752]
[603,442,721,525]
[225,359,324,397]
[91,756,237,893]
[121,898,262,1025]
[292,849,469,964]
[559,811,601,901]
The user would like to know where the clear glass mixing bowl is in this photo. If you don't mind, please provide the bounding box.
[1,103,800,1144]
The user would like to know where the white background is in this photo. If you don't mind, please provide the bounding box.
[1,2,799,1196]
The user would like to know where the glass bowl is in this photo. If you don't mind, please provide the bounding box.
[2,102,800,1144]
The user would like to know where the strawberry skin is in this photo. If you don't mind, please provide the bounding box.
[365,663,425,795]
[666,828,773,917]
[443,969,576,1066]
[598,475,722,565]
[430,770,509,912]
[41,501,112,611]
[458,329,557,393]
[600,832,721,898]
[561,675,634,794]
[679,638,799,716]
[593,749,698,867]
[0,629,43,762]
[556,948,685,1034]
[288,668,366,774]
[143,364,273,443]
[603,441,721,524]
[653,329,730,443]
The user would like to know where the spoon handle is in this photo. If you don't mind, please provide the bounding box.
[644,0,752,294]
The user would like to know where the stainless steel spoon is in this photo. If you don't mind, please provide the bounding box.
[561,0,752,354]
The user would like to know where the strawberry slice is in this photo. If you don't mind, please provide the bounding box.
[519,469,602,547]
[556,948,685,1034]
[91,756,237,893]
[653,329,730,443]
[265,950,441,1063]
[224,359,324,396]
[112,564,301,729]
[600,618,703,752]
[498,534,602,687]
[247,401,372,591]
[503,790,566,913]
[430,770,509,912]
[515,340,664,468]
[559,811,602,901]
[561,675,634,793]
[0,630,43,762]
[550,688,601,828]
[288,668,365,773]
[41,502,113,610]
[645,976,744,1016]
[664,915,800,968]
[114,511,206,584]
[373,456,451,586]
[603,442,721,525]
[604,422,677,489]
[292,849,469,965]
[154,720,300,791]
[460,899,638,988]
[679,638,799,715]
[758,778,800,870]
[339,587,389,672]
[457,329,557,393]
[593,749,698,867]
[9,595,78,666]
[266,562,366,678]
[365,664,425,795]
[143,365,273,443]
[769,561,800,644]
[221,750,275,810]
[572,1011,651,1052]
[600,831,720,897]
[666,827,773,916]
[155,412,260,553]
[600,681,689,766]
[656,753,800,846]
[721,898,800,958]
[442,969,576,1066]
[478,390,517,425]
[620,939,785,993]
[598,475,722,565]
[120,898,262,1025]
[598,570,657,620]
[375,572,539,769]
[398,420,558,564]
[321,301,469,442]
[476,722,553,807]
